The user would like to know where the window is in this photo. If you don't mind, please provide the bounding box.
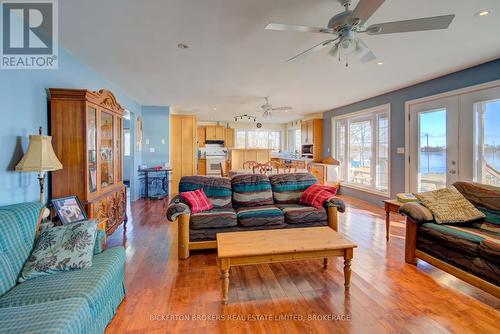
[235,129,281,150]
[124,129,131,156]
[287,128,302,153]
[474,98,500,186]
[333,104,390,195]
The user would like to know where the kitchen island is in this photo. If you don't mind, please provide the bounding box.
[230,149,273,170]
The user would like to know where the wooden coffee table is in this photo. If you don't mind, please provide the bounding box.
[216,227,357,304]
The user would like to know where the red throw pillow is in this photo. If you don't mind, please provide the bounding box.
[180,188,213,214]
[299,184,338,209]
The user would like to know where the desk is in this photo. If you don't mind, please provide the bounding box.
[383,199,404,242]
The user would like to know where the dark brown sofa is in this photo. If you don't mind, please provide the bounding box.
[400,181,500,298]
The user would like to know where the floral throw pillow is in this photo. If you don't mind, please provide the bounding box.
[19,220,98,282]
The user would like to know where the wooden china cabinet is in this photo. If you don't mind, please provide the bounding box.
[49,88,126,235]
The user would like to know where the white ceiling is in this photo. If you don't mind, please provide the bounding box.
[60,0,500,123]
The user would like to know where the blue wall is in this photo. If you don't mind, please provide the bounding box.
[323,58,500,206]
[141,106,170,167]
[0,48,144,205]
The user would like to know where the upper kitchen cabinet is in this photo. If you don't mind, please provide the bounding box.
[224,128,234,147]
[205,125,225,141]
[197,127,206,147]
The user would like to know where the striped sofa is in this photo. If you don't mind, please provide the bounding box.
[167,173,345,259]
[0,202,125,334]
[401,182,499,298]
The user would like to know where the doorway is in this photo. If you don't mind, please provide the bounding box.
[407,82,500,192]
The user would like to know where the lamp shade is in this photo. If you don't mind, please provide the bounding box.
[16,134,62,172]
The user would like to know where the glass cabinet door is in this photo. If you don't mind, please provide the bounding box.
[100,111,114,188]
[87,106,98,193]
[116,116,123,183]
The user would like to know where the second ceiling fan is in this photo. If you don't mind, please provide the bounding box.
[265,0,455,65]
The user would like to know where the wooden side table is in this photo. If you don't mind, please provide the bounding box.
[383,199,404,242]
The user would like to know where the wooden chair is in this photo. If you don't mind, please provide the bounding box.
[243,161,259,171]
[269,160,282,174]
[281,162,297,174]
[219,162,228,177]
[253,162,273,175]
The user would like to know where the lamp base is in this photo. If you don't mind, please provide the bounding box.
[38,172,45,204]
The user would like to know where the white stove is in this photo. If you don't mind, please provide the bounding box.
[205,144,227,176]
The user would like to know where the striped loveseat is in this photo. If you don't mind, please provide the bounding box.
[167,173,345,259]
[0,202,125,334]
[401,182,499,298]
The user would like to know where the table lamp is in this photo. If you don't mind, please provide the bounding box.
[16,127,63,203]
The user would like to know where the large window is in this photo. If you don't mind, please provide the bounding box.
[287,128,301,153]
[236,129,281,150]
[333,104,390,195]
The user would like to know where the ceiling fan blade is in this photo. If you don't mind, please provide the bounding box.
[365,15,455,35]
[271,107,292,111]
[287,38,338,62]
[353,39,376,63]
[265,23,335,34]
[351,0,386,24]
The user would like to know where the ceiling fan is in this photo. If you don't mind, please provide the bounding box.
[265,0,455,65]
[260,97,292,118]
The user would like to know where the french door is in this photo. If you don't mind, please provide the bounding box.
[409,96,459,192]
[408,83,500,192]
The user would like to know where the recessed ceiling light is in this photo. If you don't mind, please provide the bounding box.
[377,61,384,65]
[213,107,217,111]
[177,43,189,49]
[475,8,492,17]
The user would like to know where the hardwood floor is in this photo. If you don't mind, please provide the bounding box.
[105,195,499,334]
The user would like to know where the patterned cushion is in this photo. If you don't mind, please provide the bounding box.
[0,298,91,334]
[180,188,213,214]
[190,208,237,229]
[0,202,43,296]
[19,220,98,282]
[269,173,318,204]
[179,176,232,208]
[232,174,274,208]
[236,205,284,227]
[0,247,125,321]
[276,204,327,224]
[415,186,485,224]
[299,184,338,209]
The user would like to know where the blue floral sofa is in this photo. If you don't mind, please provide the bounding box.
[167,173,345,259]
[0,202,125,334]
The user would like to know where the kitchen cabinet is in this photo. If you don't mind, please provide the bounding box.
[171,115,196,194]
[224,128,234,147]
[300,119,323,162]
[198,158,206,175]
[205,125,225,141]
[197,127,206,147]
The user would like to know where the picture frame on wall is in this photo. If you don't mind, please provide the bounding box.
[51,196,88,225]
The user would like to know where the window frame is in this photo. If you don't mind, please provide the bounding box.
[332,103,391,196]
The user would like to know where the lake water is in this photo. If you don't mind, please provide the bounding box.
[419,151,500,174]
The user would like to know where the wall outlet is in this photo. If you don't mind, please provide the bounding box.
[145,139,150,145]
[149,147,155,153]
[397,147,405,154]
[161,139,165,145]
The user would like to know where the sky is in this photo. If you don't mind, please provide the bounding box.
[419,100,500,147]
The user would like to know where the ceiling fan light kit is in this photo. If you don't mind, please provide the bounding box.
[265,0,455,67]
